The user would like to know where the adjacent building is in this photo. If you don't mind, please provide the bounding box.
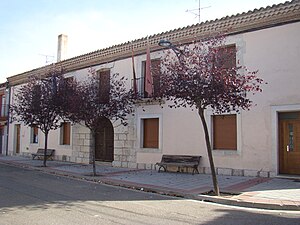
[6,0,300,177]
[0,82,8,155]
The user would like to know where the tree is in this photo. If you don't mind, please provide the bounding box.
[73,69,134,176]
[159,35,265,196]
[10,68,78,167]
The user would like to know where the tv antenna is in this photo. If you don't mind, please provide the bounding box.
[186,0,211,23]
[39,54,55,64]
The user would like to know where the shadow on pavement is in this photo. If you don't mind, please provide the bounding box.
[0,163,172,210]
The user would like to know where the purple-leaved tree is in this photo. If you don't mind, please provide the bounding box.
[159,35,265,195]
[10,68,79,166]
[73,69,134,176]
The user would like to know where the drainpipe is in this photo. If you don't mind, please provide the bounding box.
[5,82,11,156]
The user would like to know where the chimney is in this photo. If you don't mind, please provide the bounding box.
[57,34,68,62]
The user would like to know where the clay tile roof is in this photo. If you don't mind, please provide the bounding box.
[7,0,300,86]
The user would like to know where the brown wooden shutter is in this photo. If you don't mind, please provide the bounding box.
[33,126,38,135]
[143,118,159,148]
[215,45,236,69]
[33,126,38,143]
[32,85,41,110]
[98,70,110,103]
[63,122,71,145]
[213,115,237,150]
[64,76,74,85]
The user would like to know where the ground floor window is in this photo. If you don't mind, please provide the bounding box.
[30,125,38,144]
[213,114,237,150]
[60,122,71,145]
[142,118,159,148]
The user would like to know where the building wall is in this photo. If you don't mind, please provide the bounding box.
[7,22,300,177]
[132,22,300,176]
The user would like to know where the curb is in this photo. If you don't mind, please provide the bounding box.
[94,178,300,211]
[194,194,300,211]
[1,159,300,211]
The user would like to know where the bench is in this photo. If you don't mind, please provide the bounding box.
[156,155,202,175]
[32,149,55,160]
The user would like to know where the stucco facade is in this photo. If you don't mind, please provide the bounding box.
[6,1,300,177]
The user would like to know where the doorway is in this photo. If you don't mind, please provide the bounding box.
[15,124,21,154]
[278,112,300,175]
[95,118,114,162]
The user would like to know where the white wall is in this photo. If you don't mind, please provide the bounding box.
[7,22,300,175]
[134,22,300,175]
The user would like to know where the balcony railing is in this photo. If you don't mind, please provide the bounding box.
[132,77,145,98]
[131,77,160,98]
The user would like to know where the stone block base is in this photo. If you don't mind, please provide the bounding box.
[198,166,273,178]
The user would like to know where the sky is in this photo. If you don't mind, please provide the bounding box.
[0,0,287,83]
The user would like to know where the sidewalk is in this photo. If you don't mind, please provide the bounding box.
[1,155,300,211]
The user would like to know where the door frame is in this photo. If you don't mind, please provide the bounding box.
[271,104,300,175]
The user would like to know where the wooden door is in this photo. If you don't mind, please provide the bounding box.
[15,124,21,154]
[279,112,300,175]
[95,118,114,162]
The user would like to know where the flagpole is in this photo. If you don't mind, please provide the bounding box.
[145,36,153,97]
[131,42,138,98]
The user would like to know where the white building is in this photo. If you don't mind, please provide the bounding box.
[6,0,300,177]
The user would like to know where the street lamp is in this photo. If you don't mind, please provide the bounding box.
[158,39,183,59]
[158,39,173,48]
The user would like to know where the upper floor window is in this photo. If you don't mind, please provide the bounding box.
[97,70,110,103]
[64,76,74,84]
[135,59,161,98]
[214,45,236,70]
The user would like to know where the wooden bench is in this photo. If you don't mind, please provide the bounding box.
[32,149,55,160]
[156,155,202,175]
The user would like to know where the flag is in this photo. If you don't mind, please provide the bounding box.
[145,37,153,97]
[131,44,137,97]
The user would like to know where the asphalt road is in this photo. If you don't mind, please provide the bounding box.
[0,163,300,225]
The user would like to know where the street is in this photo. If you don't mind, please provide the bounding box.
[0,163,299,225]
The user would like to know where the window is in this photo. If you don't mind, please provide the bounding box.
[61,122,71,145]
[64,76,74,84]
[32,84,41,109]
[215,45,236,70]
[97,70,110,103]
[62,76,74,90]
[140,59,161,97]
[142,118,159,148]
[31,125,38,144]
[213,114,237,150]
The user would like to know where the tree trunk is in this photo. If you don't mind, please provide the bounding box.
[43,131,48,167]
[91,131,97,176]
[198,108,220,196]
